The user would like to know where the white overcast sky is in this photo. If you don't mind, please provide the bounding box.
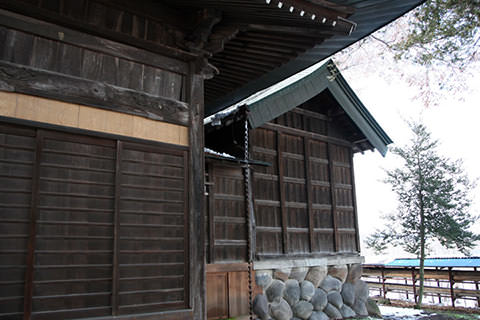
[340,62,480,263]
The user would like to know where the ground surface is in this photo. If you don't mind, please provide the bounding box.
[365,305,480,320]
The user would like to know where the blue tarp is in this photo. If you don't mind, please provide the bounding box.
[386,257,480,268]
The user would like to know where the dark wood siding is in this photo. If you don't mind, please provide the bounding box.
[206,264,261,320]
[117,142,188,315]
[0,26,185,101]
[0,10,189,127]
[0,121,189,319]
[205,163,247,263]
[33,131,116,320]
[251,128,283,256]
[329,144,358,252]
[309,139,334,253]
[0,124,36,320]
[251,107,359,258]
[0,0,188,60]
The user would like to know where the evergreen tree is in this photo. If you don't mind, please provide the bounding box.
[334,0,480,107]
[366,121,479,308]
[393,0,480,67]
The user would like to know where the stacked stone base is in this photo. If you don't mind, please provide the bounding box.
[253,261,374,320]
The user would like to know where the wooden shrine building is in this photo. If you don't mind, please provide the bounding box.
[0,1,422,320]
[204,60,392,319]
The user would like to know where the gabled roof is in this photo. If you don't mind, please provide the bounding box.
[386,257,480,268]
[203,0,425,116]
[206,59,392,156]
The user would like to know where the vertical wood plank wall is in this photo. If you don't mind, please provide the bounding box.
[206,264,261,320]
[205,163,251,320]
[205,163,247,263]
[251,108,359,258]
[205,107,360,260]
[204,107,361,318]
[0,122,189,319]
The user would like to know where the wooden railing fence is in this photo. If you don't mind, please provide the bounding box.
[363,265,480,308]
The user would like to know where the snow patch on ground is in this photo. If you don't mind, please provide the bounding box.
[379,305,429,319]
[377,305,480,320]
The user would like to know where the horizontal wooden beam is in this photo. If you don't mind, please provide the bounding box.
[367,281,480,298]
[363,267,480,282]
[247,24,335,37]
[253,254,364,269]
[206,263,249,273]
[87,309,194,320]
[263,122,353,147]
[0,61,190,126]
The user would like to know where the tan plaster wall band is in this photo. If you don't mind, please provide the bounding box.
[0,91,189,146]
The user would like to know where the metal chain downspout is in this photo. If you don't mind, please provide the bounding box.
[243,116,254,320]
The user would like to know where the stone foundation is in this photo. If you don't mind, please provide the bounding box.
[253,258,371,320]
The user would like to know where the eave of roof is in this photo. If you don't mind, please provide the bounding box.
[205,0,425,116]
[227,59,392,156]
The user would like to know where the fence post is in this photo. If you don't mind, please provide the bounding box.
[381,266,386,299]
[474,267,479,307]
[448,267,455,308]
[377,274,382,297]
[404,277,409,300]
[436,267,442,304]
[411,268,417,304]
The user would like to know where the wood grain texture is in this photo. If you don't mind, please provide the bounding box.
[206,164,247,263]
[0,3,194,64]
[276,131,288,254]
[251,107,359,257]
[206,267,252,319]
[0,121,191,320]
[32,130,116,320]
[0,18,188,102]
[0,61,190,126]
[206,272,228,320]
[186,68,206,320]
[117,142,188,315]
[0,124,35,320]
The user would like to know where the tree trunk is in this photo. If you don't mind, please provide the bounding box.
[416,194,426,308]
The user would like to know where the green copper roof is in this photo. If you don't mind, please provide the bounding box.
[245,59,392,156]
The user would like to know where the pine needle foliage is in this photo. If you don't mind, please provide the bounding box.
[366,121,479,307]
[394,0,480,67]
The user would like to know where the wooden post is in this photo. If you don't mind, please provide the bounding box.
[187,68,206,320]
[405,277,409,300]
[448,267,455,308]
[303,137,315,253]
[377,275,382,297]
[411,268,417,304]
[23,131,42,320]
[475,267,480,307]
[327,143,338,252]
[435,267,442,304]
[276,131,288,254]
[207,164,216,263]
[381,266,386,299]
[348,149,361,252]
[111,140,122,315]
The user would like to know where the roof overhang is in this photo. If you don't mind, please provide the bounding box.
[206,60,392,156]
[204,0,425,116]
